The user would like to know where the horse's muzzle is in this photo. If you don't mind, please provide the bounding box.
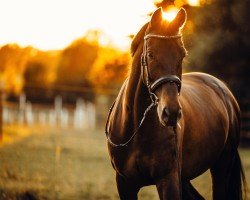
[161,107,182,127]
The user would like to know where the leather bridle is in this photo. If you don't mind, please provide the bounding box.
[141,33,182,105]
[105,32,183,147]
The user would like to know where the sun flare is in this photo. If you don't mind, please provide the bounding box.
[187,0,200,6]
[162,8,179,22]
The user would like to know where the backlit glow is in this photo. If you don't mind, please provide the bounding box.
[162,8,179,22]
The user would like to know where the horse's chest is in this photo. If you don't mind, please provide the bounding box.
[136,142,177,179]
[110,135,177,180]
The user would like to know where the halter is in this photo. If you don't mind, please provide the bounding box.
[141,34,182,105]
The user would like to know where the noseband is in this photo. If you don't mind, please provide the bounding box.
[141,33,182,104]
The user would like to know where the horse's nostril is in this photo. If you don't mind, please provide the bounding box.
[161,107,181,127]
[160,108,170,126]
[178,109,182,119]
[164,108,170,117]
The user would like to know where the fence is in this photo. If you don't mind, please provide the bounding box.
[1,92,250,138]
[3,94,96,129]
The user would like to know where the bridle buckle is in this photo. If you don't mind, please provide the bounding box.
[150,92,159,105]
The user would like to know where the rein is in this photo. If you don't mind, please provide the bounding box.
[105,99,156,147]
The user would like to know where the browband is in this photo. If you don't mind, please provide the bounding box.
[144,34,182,40]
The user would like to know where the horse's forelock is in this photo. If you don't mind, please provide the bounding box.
[130,23,149,57]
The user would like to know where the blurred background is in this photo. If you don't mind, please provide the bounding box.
[0,0,249,199]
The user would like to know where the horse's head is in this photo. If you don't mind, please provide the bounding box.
[142,7,187,127]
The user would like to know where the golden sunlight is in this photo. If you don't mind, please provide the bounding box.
[0,0,155,50]
[162,7,179,22]
[187,0,200,6]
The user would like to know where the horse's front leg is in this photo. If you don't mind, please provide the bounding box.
[116,173,140,200]
[156,170,182,200]
[182,181,205,200]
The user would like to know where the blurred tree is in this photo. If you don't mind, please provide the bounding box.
[0,44,32,96]
[0,30,131,103]
[90,47,130,90]
[24,51,58,86]
[55,30,101,102]
[56,30,100,88]
[23,51,59,103]
[185,0,250,101]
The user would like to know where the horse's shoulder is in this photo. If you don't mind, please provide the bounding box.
[183,72,223,84]
[182,72,239,113]
[182,72,229,92]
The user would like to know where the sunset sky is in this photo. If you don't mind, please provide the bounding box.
[0,0,156,50]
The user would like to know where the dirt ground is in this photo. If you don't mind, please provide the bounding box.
[0,126,249,200]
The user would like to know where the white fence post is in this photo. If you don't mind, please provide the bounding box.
[74,98,86,129]
[55,96,62,127]
[25,101,34,125]
[4,95,97,129]
[61,109,69,128]
[18,93,26,125]
[49,109,56,127]
[87,102,96,129]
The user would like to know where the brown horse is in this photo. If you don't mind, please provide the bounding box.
[105,7,247,200]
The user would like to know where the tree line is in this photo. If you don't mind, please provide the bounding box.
[0,30,130,103]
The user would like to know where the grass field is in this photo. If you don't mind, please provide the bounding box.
[0,126,249,199]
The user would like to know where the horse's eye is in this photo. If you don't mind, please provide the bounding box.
[147,52,154,59]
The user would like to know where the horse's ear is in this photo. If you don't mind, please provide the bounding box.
[170,8,187,30]
[150,7,163,28]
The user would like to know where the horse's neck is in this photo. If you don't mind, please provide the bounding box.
[127,68,149,123]
[109,53,149,138]
[123,57,150,124]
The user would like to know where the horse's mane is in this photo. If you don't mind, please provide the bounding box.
[130,23,149,57]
